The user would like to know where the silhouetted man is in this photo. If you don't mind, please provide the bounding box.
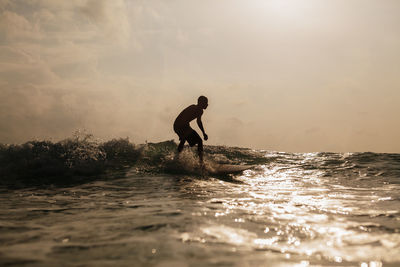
[173,96,208,164]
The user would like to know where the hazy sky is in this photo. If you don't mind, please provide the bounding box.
[1,0,399,152]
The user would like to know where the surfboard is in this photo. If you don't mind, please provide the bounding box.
[206,164,254,175]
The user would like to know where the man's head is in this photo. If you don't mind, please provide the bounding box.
[198,96,208,109]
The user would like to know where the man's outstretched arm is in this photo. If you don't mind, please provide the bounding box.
[197,117,208,140]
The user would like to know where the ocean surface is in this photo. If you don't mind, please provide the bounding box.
[1,137,400,266]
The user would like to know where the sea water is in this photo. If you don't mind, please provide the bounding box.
[0,141,400,266]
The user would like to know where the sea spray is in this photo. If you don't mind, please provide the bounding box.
[0,133,268,187]
[0,133,139,186]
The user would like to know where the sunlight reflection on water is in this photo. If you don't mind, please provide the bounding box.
[1,152,399,266]
[182,160,400,265]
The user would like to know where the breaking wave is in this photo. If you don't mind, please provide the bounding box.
[1,132,399,188]
[0,132,265,187]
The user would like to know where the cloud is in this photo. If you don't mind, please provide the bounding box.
[1,0,399,153]
[0,10,40,41]
[0,0,135,82]
[0,1,134,142]
[80,0,131,45]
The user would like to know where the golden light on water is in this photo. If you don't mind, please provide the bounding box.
[177,154,397,265]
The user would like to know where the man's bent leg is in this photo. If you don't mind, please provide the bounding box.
[178,139,185,152]
[186,130,203,165]
[198,139,204,164]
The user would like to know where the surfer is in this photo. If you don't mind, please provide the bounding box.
[173,96,209,165]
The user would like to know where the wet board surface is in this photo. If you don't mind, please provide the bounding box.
[207,164,254,175]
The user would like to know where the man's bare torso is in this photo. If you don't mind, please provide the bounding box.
[174,105,203,127]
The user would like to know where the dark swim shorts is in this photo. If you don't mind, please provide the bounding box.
[174,124,201,146]
[185,130,201,146]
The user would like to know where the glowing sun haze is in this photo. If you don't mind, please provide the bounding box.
[1,0,399,152]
